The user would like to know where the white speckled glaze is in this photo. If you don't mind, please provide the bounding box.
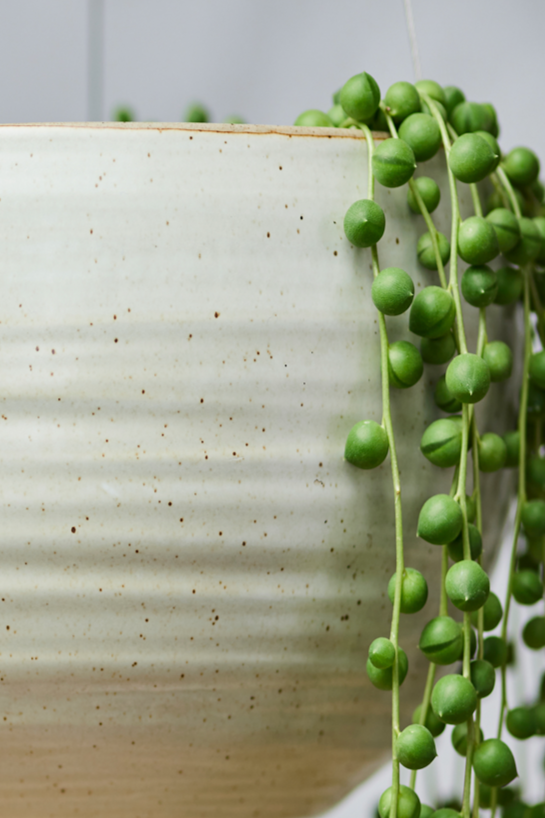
[0,123,519,818]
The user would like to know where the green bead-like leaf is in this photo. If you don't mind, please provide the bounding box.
[396,724,437,770]
[503,146,540,186]
[494,267,523,305]
[327,104,346,127]
[383,81,421,122]
[522,499,545,537]
[419,616,463,665]
[449,133,497,183]
[184,102,210,123]
[483,635,507,668]
[529,351,545,390]
[431,674,477,724]
[418,494,463,545]
[388,341,423,389]
[387,567,428,613]
[410,287,456,338]
[479,432,507,472]
[452,721,484,756]
[412,703,446,737]
[512,570,543,606]
[434,374,462,413]
[506,707,537,740]
[446,353,490,404]
[340,72,381,122]
[344,420,389,469]
[504,217,542,265]
[448,523,483,563]
[372,268,414,315]
[368,637,396,669]
[294,109,333,127]
[443,86,465,116]
[461,265,498,308]
[470,591,503,631]
[445,560,490,612]
[420,419,462,468]
[407,177,441,214]
[503,430,520,468]
[367,648,408,690]
[470,659,496,699]
[415,80,446,106]
[522,616,545,650]
[399,113,441,162]
[486,208,521,253]
[417,231,451,270]
[473,739,518,787]
[483,341,513,383]
[344,199,386,247]
[449,101,489,135]
[373,138,417,188]
[378,785,421,818]
[420,334,456,365]
[458,217,499,265]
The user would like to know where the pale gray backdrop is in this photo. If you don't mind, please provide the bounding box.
[0,0,544,159]
[0,0,543,815]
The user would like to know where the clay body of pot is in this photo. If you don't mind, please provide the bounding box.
[0,122,518,818]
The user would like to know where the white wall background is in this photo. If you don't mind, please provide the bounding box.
[0,1,543,815]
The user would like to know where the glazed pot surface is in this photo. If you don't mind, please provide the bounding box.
[0,123,518,818]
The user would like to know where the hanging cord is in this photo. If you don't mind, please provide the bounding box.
[402,0,422,82]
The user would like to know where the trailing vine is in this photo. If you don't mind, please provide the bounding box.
[296,74,545,817]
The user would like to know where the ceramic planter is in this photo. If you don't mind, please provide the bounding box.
[0,122,518,818]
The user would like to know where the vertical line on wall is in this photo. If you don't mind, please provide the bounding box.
[88,0,104,121]
[401,0,422,82]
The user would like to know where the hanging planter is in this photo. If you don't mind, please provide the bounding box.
[0,119,524,817]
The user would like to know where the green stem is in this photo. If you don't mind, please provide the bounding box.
[476,308,488,357]
[456,406,471,558]
[383,109,397,140]
[358,123,375,201]
[472,702,482,818]
[471,366,484,818]
[462,718,476,818]
[361,122,404,817]
[490,789,498,818]
[408,179,448,290]
[439,545,449,616]
[375,252,403,814]
[497,267,531,742]
[529,269,545,346]
[429,106,474,804]
[426,105,472,722]
[490,172,511,210]
[409,662,437,790]
[496,166,522,218]
[383,109,448,290]
[440,468,460,616]
[470,184,483,217]
[411,469,458,791]
[418,661,437,728]
[446,123,482,221]
[447,122,458,143]
[421,93,468,354]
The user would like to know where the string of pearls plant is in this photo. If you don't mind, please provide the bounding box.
[295,76,545,818]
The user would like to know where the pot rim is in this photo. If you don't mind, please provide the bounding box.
[0,120,390,141]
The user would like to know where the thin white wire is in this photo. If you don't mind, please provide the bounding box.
[402,0,422,82]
